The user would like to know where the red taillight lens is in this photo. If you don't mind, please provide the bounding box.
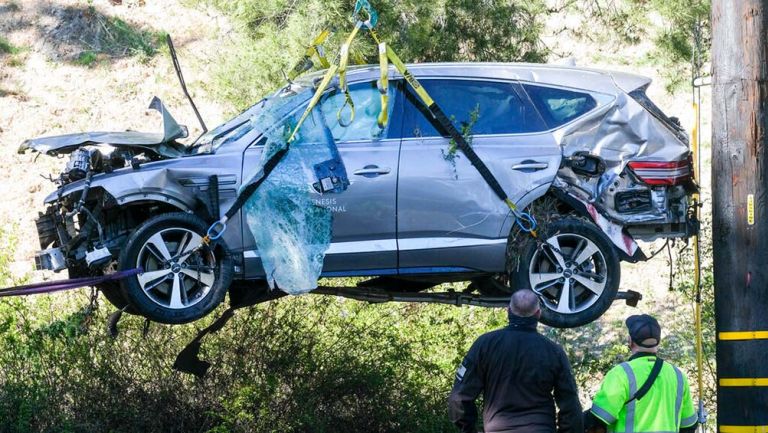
[627,159,692,185]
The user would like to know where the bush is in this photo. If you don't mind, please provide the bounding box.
[0,36,20,55]
[0,280,508,432]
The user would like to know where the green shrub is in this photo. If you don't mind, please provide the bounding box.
[0,36,20,55]
[0,278,508,433]
[100,15,165,60]
[75,50,98,67]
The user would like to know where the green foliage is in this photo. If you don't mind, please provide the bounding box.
[639,0,710,91]
[76,50,98,67]
[0,36,20,55]
[442,104,480,180]
[100,14,164,60]
[571,0,710,92]
[0,278,509,432]
[61,6,166,67]
[194,0,549,110]
[0,36,27,68]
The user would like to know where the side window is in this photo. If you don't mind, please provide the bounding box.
[401,79,548,138]
[523,84,597,128]
[316,81,395,142]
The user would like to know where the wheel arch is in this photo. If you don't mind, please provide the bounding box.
[498,184,588,238]
[500,186,644,263]
[99,199,230,261]
[111,192,195,213]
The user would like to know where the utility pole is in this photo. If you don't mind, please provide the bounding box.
[712,0,768,429]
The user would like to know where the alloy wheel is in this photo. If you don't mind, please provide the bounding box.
[528,233,607,315]
[135,228,216,309]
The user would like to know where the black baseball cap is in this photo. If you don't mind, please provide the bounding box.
[626,314,661,348]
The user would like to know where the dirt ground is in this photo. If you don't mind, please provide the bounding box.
[0,0,234,278]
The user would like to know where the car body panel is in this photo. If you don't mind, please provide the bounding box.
[240,137,401,277]
[397,132,561,270]
[19,97,188,158]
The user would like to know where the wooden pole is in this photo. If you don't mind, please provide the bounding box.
[712,0,768,428]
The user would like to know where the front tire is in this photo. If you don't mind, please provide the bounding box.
[118,212,233,324]
[511,217,620,328]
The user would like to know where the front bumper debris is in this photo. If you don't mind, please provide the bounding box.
[35,247,66,272]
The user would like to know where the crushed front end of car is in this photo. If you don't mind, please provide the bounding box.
[21,97,191,275]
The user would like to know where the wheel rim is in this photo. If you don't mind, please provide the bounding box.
[135,228,216,310]
[528,233,607,315]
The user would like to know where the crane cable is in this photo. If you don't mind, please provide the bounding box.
[691,18,707,432]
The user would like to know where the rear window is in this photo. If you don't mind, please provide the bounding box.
[629,88,685,135]
[523,84,598,128]
[400,79,548,138]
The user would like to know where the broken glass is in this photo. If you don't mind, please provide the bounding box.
[241,135,334,294]
[240,98,331,294]
[239,81,394,294]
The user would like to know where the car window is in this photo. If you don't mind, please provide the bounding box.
[315,81,396,141]
[400,79,548,138]
[246,81,396,149]
[197,84,312,153]
[523,84,598,128]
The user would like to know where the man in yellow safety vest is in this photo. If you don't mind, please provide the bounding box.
[586,314,698,433]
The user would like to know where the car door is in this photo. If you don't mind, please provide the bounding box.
[396,78,561,273]
[241,80,400,278]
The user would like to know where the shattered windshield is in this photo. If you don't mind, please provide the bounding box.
[191,83,312,154]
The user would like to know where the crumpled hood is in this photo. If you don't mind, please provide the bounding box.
[18,97,188,157]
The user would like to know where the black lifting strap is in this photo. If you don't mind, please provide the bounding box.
[173,283,287,377]
[427,102,510,204]
[223,146,290,221]
[626,358,665,405]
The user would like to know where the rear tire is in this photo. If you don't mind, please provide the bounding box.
[118,212,233,324]
[511,217,620,328]
[99,281,135,312]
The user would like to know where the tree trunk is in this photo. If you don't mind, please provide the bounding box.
[712,0,768,427]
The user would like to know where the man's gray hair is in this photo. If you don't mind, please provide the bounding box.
[509,290,541,317]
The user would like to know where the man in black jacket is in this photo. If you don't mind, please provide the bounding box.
[448,289,583,433]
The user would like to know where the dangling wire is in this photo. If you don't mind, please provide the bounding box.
[690,15,708,432]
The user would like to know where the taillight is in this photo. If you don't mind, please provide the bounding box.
[627,159,692,185]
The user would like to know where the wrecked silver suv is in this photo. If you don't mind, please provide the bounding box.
[21,63,697,328]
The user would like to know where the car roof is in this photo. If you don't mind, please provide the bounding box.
[325,62,651,95]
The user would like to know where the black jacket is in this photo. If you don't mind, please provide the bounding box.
[448,313,583,433]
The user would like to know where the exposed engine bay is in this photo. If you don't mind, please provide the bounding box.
[24,97,192,274]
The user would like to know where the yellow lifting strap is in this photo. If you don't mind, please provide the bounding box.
[383,44,435,106]
[337,22,363,127]
[376,42,389,128]
[691,98,706,427]
[288,29,331,81]
[286,64,339,144]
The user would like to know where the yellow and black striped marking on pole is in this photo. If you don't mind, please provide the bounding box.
[720,427,768,433]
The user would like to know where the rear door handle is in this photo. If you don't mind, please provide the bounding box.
[511,162,549,171]
[353,165,391,177]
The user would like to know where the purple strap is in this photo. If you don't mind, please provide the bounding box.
[0,268,143,298]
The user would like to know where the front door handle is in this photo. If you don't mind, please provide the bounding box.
[353,165,392,177]
[511,162,549,171]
